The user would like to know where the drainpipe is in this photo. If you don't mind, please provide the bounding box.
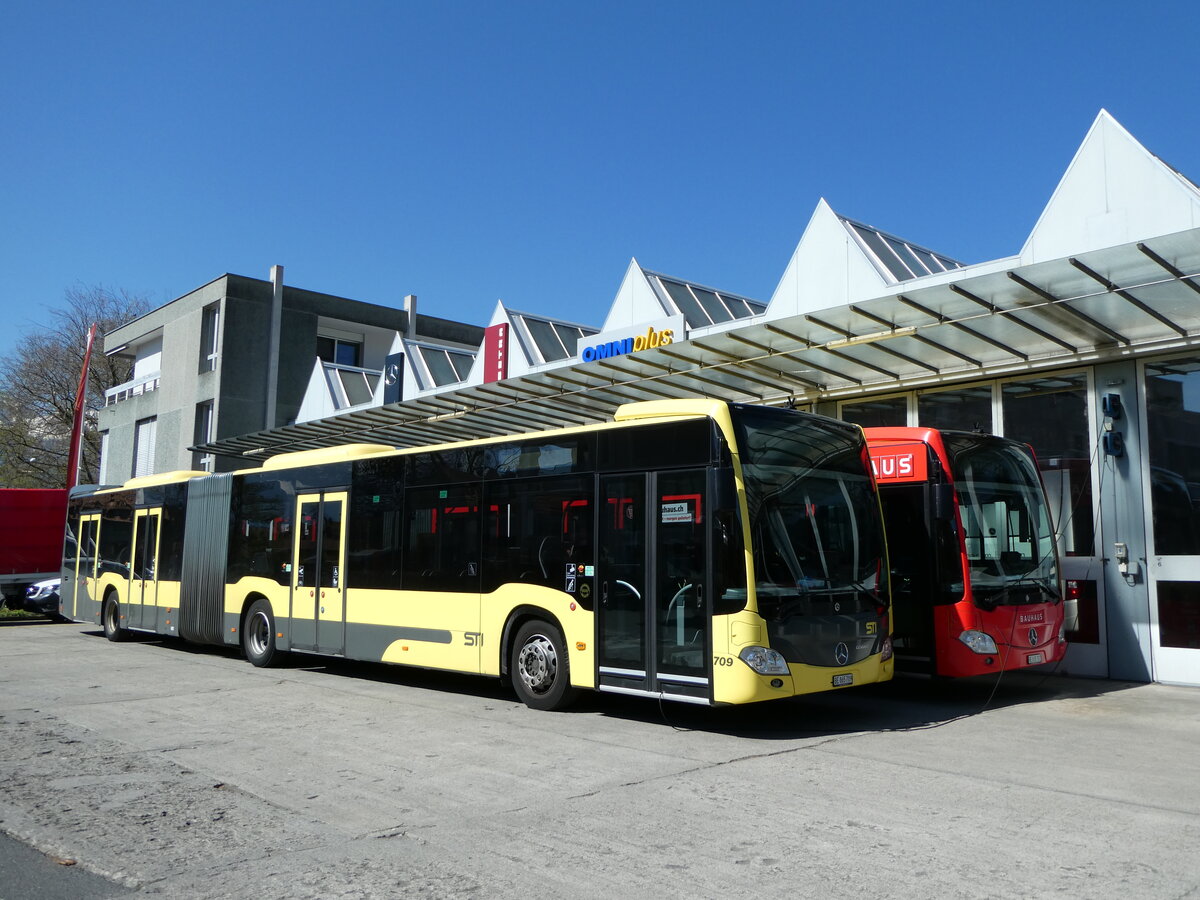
[266,264,283,429]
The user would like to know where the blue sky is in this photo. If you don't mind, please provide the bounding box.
[3,1,1199,355]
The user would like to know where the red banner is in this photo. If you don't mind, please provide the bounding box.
[483,323,508,383]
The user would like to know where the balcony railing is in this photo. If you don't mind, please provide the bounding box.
[105,371,161,406]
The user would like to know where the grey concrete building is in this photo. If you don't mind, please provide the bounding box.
[98,266,482,480]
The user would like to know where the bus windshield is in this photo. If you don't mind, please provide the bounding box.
[943,434,1060,608]
[731,407,888,666]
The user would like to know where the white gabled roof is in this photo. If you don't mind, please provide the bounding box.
[1023,109,1200,263]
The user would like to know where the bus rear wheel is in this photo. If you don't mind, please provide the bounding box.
[511,620,577,711]
[102,595,126,642]
[243,599,282,668]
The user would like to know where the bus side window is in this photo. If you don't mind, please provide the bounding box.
[481,475,593,596]
[402,486,482,592]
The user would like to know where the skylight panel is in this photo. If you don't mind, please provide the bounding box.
[660,279,711,327]
[908,246,944,272]
[883,236,926,278]
[553,323,585,356]
[523,316,569,361]
[419,346,472,386]
[851,224,915,282]
[690,286,734,324]
[448,350,474,380]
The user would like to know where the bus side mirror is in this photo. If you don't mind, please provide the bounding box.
[933,484,956,521]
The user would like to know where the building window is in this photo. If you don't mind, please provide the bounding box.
[1145,356,1200,556]
[317,336,362,368]
[98,431,110,484]
[133,416,157,478]
[840,395,909,428]
[192,402,214,472]
[917,385,994,433]
[1002,372,1094,557]
[199,304,220,373]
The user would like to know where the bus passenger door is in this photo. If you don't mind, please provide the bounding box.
[290,492,347,655]
[597,470,710,699]
[73,513,102,620]
[130,509,162,631]
[598,474,647,686]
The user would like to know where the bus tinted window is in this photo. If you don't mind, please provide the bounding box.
[942,434,1059,605]
[732,407,888,665]
[229,475,293,585]
[482,438,592,478]
[598,419,713,472]
[482,474,593,599]
[403,485,482,592]
[350,458,405,590]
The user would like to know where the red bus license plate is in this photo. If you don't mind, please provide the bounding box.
[1026,652,1045,665]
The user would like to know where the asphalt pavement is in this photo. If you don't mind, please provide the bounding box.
[1,619,1198,899]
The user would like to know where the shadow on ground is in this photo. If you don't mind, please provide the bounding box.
[76,626,1145,741]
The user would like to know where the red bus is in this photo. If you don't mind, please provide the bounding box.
[864,427,1066,677]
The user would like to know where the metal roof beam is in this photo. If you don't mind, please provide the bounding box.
[1069,257,1189,338]
[1007,272,1130,346]
[592,361,684,400]
[723,333,823,389]
[686,340,809,393]
[763,324,864,384]
[898,295,1028,361]
[455,391,578,429]
[654,349,763,398]
[850,304,982,367]
[948,283,1078,352]
[1138,242,1200,299]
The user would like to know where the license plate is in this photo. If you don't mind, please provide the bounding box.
[832,674,854,687]
[1026,652,1045,665]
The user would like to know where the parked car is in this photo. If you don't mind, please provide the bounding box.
[23,577,63,619]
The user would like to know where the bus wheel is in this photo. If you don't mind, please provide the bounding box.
[102,595,126,643]
[243,599,282,668]
[511,620,577,711]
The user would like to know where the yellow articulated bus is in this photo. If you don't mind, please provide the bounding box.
[62,399,893,710]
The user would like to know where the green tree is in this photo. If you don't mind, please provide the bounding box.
[0,285,150,487]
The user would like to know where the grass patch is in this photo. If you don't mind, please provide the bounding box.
[0,606,39,620]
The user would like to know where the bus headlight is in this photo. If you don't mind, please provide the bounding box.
[739,646,790,675]
[959,630,998,655]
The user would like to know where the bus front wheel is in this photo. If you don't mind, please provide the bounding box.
[243,599,282,668]
[102,595,126,643]
[511,620,577,711]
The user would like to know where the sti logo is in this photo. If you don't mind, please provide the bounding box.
[868,443,928,483]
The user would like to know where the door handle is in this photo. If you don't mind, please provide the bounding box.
[601,581,609,606]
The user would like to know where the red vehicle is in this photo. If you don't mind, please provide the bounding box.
[864,428,1065,677]
[0,488,68,609]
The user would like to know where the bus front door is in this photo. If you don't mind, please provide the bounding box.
[598,471,710,700]
[290,492,347,655]
[129,509,161,631]
[72,513,102,621]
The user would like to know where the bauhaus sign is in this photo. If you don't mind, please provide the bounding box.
[868,441,928,483]
[579,315,686,364]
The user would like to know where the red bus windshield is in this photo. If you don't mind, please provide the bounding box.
[942,434,1060,609]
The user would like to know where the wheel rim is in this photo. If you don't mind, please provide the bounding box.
[105,601,116,633]
[247,610,271,657]
[517,633,558,695]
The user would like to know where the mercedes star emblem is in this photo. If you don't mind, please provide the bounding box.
[835,642,850,666]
